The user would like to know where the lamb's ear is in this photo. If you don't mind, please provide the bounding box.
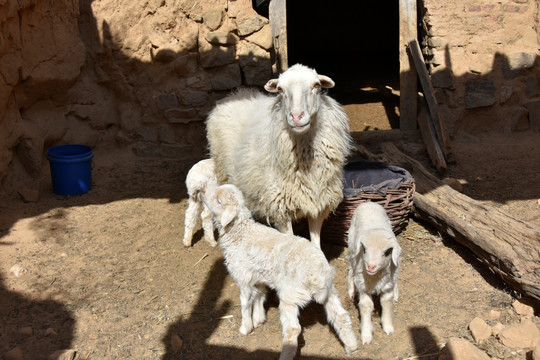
[220,206,237,227]
[318,75,335,89]
[392,243,402,266]
[264,79,279,93]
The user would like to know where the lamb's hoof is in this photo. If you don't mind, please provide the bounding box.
[182,240,192,247]
[382,324,395,335]
[239,325,252,335]
[361,333,373,345]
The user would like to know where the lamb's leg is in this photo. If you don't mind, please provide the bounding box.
[182,195,201,247]
[380,289,395,335]
[252,285,267,328]
[322,288,358,355]
[239,287,256,335]
[347,267,356,299]
[278,302,301,360]
[307,210,329,249]
[359,292,374,344]
[200,205,217,247]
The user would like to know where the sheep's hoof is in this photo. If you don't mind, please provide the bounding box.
[382,324,395,335]
[239,325,252,335]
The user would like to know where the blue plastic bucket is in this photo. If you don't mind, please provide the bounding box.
[47,144,93,196]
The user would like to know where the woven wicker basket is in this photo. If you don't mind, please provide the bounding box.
[322,160,415,246]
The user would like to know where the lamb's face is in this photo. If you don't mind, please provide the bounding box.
[264,64,335,135]
[361,232,398,275]
[200,184,244,228]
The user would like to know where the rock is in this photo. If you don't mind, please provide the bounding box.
[533,340,540,360]
[236,15,268,36]
[499,318,540,348]
[245,24,273,50]
[525,75,539,98]
[177,90,209,107]
[438,338,490,360]
[491,322,504,336]
[17,187,40,203]
[512,299,535,318]
[48,349,78,360]
[9,264,28,277]
[465,81,496,109]
[18,326,34,337]
[505,52,537,76]
[205,31,239,46]
[209,64,242,90]
[202,8,224,31]
[45,328,59,336]
[469,317,492,343]
[506,106,529,133]
[15,138,42,178]
[170,334,183,352]
[442,178,463,193]
[156,94,179,111]
[135,141,160,157]
[524,101,540,132]
[488,309,501,320]
[164,108,199,124]
[4,347,23,360]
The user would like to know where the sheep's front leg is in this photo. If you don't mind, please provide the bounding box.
[278,302,301,360]
[380,289,395,335]
[275,219,293,235]
[359,292,374,344]
[239,287,256,335]
[307,210,329,249]
[182,196,201,246]
[200,205,217,247]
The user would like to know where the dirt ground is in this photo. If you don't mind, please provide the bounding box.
[1,99,539,360]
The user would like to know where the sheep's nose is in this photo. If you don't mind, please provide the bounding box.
[367,264,376,272]
[290,111,304,124]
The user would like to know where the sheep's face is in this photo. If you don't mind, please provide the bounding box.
[265,64,335,135]
[200,184,245,228]
[360,231,401,275]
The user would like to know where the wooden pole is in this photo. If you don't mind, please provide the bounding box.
[399,0,417,130]
[269,0,288,74]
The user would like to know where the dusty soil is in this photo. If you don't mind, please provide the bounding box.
[1,99,539,360]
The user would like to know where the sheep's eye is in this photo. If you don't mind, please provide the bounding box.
[313,83,321,90]
[277,86,283,93]
[361,244,366,254]
[217,198,222,205]
[384,247,393,257]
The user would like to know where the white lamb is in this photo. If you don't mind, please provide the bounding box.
[347,201,402,344]
[200,184,358,360]
[206,64,352,248]
[182,159,217,247]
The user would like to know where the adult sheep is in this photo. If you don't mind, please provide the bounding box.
[206,64,352,248]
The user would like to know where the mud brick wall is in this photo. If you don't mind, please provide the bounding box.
[419,0,540,136]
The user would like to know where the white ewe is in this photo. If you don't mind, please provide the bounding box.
[347,201,402,344]
[182,159,217,247]
[206,64,352,248]
[200,184,358,360]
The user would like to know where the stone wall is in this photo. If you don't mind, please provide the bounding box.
[419,0,540,136]
[0,0,273,191]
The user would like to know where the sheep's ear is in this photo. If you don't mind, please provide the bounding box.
[318,75,335,89]
[220,206,237,227]
[265,79,279,93]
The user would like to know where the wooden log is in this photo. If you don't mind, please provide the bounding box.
[351,129,420,145]
[356,142,540,304]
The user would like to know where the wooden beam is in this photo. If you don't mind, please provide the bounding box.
[356,142,540,305]
[351,129,420,145]
[399,0,418,130]
[408,39,454,161]
[269,0,288,74]
[417,94,447,172]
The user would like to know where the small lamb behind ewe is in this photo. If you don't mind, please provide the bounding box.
[200,184,358,360]
[182,159,217,247]
[347,201,402,345]
[206,64,352,248]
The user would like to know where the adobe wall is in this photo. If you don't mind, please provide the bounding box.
[0,0,272,192]
[420,0,540,136]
